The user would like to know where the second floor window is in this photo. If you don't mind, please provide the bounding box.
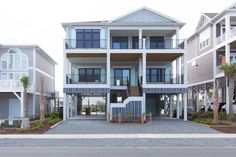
[146,68,165,82]
[78,68,101,82]
[76,29,100,48]
[112,36,128,49]
[199,28,210,50]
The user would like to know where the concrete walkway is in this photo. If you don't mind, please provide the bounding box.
[45,119,220,134]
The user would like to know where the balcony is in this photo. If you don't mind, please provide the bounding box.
[64,39,107,49]
[66,74,106,84]
[146,74,184,84]
[64,38,185,50]
[0,80,33,91]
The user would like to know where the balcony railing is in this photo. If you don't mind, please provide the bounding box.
[216,34,226,45]
[64,39,107,49]
[66,74,106,84]
[64,38,185,49]
[0,80,32,91]
[111,77,130,86]
[146,74,184,84]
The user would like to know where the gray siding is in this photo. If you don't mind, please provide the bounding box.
[187,51,214,85]
[36,52,55,76]
[36,71,54,93]
[187,26,213,61]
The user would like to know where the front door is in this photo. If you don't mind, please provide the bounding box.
[114,68,131,86]
[9,98,21,118]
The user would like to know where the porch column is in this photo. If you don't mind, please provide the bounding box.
[63,93,67,121]
[107,28,110,49]
[176,94,180,119]
[176,27,180,45]
[183,93,188,121]
[176,57,180,83]
[142,93,146,114]
[138,56,142,78]
[20,92,24,118]
[225,15,231,39]
[139,29,142,49]
[107,53,111,85]
[225,43,230,114]
[142,53,146,85]
[106,92,111,120]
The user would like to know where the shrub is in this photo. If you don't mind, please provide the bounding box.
[18,128,26,133]
[192,112,213,120]
[219,112,227,120]
[31,122,43,131]
[227,114,236,122]
[51,112,59,119]
[46,117,60,126]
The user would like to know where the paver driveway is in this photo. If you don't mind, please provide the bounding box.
[45,119,220,134]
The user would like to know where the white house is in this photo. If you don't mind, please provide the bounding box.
[62,7,188,121]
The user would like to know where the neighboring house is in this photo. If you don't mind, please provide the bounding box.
[62,7,188,121]
[0,44,57,119]
[187,2,236,113]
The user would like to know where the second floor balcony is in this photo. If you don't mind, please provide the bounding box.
[64,38,185,50]
[0,80,33,92]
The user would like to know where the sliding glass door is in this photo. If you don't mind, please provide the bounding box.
[114,68,130,86]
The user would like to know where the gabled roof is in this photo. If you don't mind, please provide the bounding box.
[203,13,217,19]
[62,6,185,28]
[0,43,57,65]
[109,6,184,24]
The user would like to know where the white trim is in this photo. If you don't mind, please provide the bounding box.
[188,79,214,87]
[110,97,143,108]
[35,68,54,79]
[13,92,21,101]
[32,48,36,115]
[187,49,213,64]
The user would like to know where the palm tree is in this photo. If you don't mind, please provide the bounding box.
[220,63,236,115]
[20,76,30,118]
[40,76,45,124]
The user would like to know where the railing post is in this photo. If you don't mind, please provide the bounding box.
[118,113,122,124]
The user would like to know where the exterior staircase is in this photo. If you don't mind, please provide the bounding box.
[129,86,140,96]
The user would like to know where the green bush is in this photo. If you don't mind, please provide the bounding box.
[46,117,60,126]
[193,118,217,125]
[31,122,43,131]
[51,112,59,119]
[192,112,213,120]
[18,128,26,133]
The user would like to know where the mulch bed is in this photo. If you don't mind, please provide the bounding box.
[210,125,236,133]
[0,121,51,134]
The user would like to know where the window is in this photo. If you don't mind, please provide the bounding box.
[199,28,210,50]
[78,68,101,82]
[114,69,130,86]
[0,48,29,80]
[132,36,139,49]
[150,36,164,49]
[146,68,165,83]
[76,29,100,48]
[112,37,128,49]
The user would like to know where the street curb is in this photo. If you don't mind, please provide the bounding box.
[50,121,63,129]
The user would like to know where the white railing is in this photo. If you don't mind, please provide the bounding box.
[216,34,226,45]
[0,80,32,91]
[110,97,143,108]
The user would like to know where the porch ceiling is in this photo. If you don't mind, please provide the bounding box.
[147,53,182,62]
[111,54,141,62]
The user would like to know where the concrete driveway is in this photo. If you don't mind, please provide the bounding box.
[45,119,220,134]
